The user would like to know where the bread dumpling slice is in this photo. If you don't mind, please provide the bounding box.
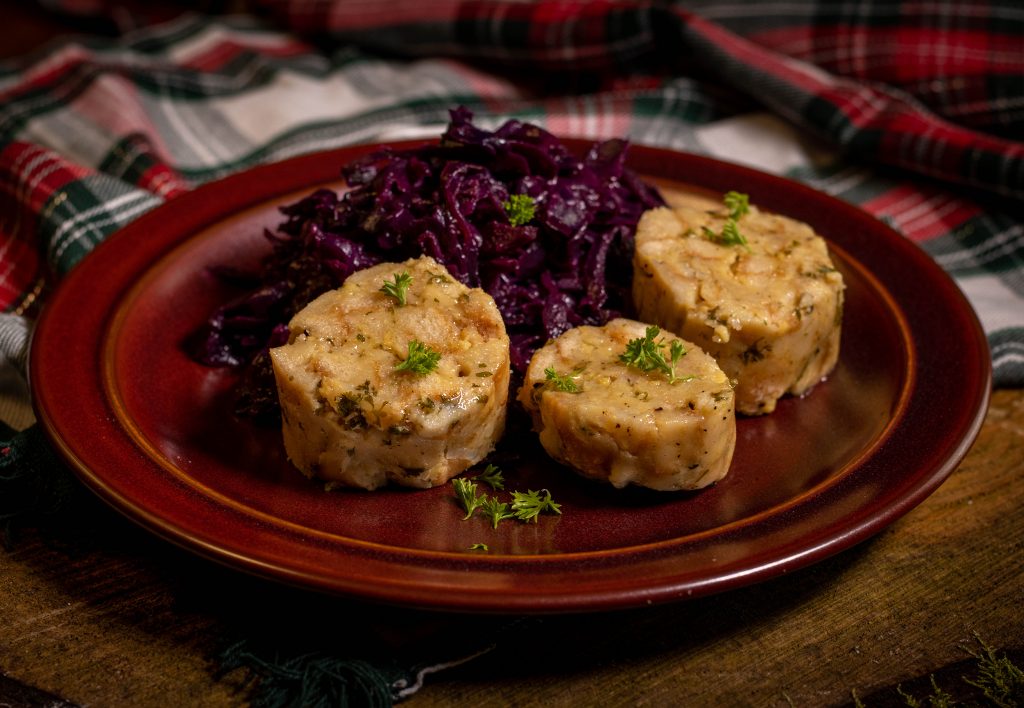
[270,255,510,490]
[517,318,735,491]
[633,198,844,415]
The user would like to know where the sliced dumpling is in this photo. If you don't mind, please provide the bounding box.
[270,255,510,490]
[517,318,735,491]
[633,199,844,415]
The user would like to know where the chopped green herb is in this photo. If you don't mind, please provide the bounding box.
[503,194,536,227]
[703,221,749,249]
[668,340,695,382]
[379,271,412,306]
[719,219,748,247]
[619,326,689,383]
[453,474,562,533]
[544,366,583,393]
[620,326,666,373]
[477,463,505,490]
[334,393,368,430]
[394,339,441,375]
[668,340,686,365]
[723,190,750,220]
[480,497,514,529]
[703,191,751,249]
[468,543,490,552]
[331,379,378,430]
[511,489,562,523]
[741,339,770,364]
[452,477,484,519]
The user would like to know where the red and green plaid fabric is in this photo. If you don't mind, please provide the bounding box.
[1,1,1022,431]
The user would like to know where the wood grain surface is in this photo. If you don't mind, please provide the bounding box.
[1,388,1020,706]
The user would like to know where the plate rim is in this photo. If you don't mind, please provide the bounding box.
[29,139,992,612]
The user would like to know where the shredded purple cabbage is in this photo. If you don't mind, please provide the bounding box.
[192,107,664,419]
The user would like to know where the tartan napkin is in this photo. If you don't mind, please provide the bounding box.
[2,2,1022,704]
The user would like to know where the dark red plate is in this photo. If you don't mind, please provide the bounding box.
[30,141,991,613]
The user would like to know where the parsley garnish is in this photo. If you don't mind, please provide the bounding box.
[394,339,441,375]
[619,326,691,383]
[477,463,505,490]
[379,271,412,306]
[511,489,562,523]
[704,191,751,249]
[720,219,748,247]
[503,194,536,227]
[480,497,515,529]
[544,366,583,393]
[450,469,562,538]
[723,190,750,219]
[453,478,484,519]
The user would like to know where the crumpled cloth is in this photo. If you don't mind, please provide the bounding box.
[2,3,1022,432]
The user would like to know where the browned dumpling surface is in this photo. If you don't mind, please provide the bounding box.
[518,318,735,491]
[271,256,509,490]
[633,203,844,415]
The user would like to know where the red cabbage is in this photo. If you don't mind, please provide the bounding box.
[193,107,664,419]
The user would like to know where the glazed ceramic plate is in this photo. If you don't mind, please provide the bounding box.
[30,141,991,613]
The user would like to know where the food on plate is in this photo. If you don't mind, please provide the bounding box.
[517,318,735,491]
[269,256,510,490]
[632,193,844,415]
[451,471,563,529]
[192,107,663,421]
[194,107,846,501]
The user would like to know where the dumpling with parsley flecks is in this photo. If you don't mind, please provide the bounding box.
[517,318,735,491]
[633,193,844,415]
[270,255,510,491]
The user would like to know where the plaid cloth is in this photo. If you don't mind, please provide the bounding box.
[1,2,1022,702]
[1,4,1020,430]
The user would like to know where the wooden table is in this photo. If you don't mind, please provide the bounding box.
[2,388,1020,706]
